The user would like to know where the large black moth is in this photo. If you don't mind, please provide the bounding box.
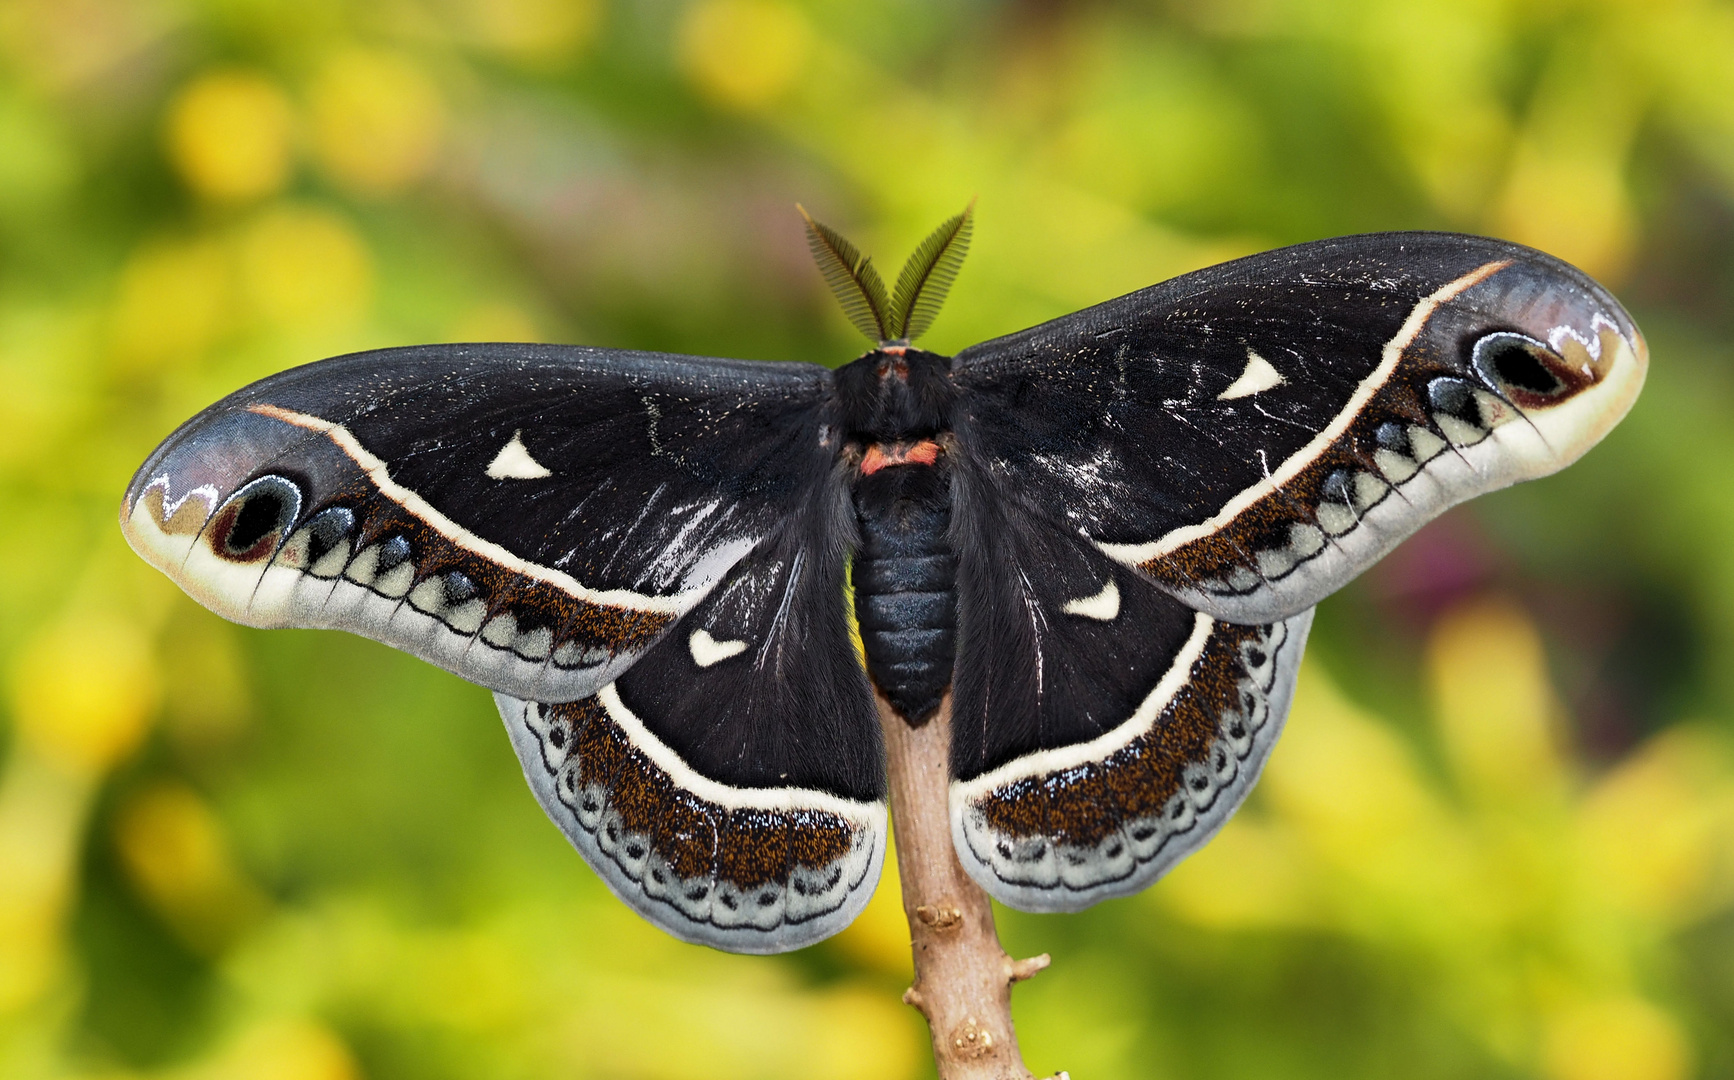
[122,205,1645,954]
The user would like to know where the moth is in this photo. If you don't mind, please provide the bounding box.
[122,205,1646,953]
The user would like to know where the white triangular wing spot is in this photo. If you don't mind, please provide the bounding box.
[1217,348,1286,400]
[1061,578,1120,621]
[486,429,553,480]
[689,627,749,667]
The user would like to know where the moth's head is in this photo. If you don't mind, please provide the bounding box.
[835,345,956,440]
[1429,248,1647,476]
[799,202,975,441]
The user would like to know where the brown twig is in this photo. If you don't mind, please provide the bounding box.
[876,691,1059,1080]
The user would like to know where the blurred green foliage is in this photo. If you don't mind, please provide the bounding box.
[3,0,1734,1077]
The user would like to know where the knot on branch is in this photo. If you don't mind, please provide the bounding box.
[1007,953,1051,983]
[949,1016,995,1061]
[915,903,963,931]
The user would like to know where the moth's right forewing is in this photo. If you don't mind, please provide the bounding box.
[950,232,1645,623]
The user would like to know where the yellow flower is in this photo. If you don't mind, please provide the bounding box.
[460,0,601,64]
[8,610,160,776]
[1427,596,1570,810]
[1541,995,1692,1080]
[165,71,295,202]
[109,236,232,371]
[238,204,374,331]
[1578,725,1734,923]
[308,49,444,195]
[190,1018,362,1080]
[678,0,812,110]
[112,780,267,953]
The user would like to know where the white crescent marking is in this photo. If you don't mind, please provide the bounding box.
[595,684,883,817]
[689,627,749,667]
[1095,259,1511,566]
[486,429,553,480]
[952,612,1216,797]
[1061,578,1120,621]
[1217,349,1285,400]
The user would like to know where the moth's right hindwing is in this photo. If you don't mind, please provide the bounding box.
[121,343,839,703]
[948,465,1312,911]
[496,498,887,953]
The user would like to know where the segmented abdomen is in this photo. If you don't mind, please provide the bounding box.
[852,463,957,724]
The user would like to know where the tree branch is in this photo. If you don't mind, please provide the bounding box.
[876,691,1059,1080]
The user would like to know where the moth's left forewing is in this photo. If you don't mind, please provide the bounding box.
[952,233,1646,624]
[122,344,837,702]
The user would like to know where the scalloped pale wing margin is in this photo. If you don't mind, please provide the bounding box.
[498,691,887,953]
[951,609,1312,913]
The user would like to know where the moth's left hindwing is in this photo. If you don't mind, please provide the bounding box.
[121,343,839,702]
[496,494,886,953]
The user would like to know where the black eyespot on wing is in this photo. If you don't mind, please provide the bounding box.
[229,488,288,553]
[1475,333,1565,396]
[210,475,302,562]
[1467,330,1600,415]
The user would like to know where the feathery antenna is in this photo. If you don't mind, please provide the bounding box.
[800,201,974,345]
[800,205,891,343]
[888,199,974,342]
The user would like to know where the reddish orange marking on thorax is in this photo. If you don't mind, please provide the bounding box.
[861,440,942,475]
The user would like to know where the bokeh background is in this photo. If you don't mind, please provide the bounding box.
[3,0,1734,1077]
